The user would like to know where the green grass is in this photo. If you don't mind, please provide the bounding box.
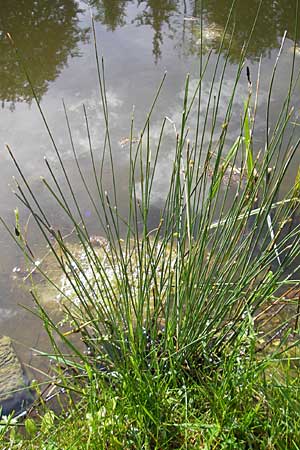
[1,2,300,448]
[3,354,300,449]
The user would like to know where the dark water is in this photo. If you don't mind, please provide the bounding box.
[0,0,300,371]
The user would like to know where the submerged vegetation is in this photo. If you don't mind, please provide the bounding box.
[1,1,300,448]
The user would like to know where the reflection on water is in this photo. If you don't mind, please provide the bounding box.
[197,0,300,61]
[89,0,130,30]
[0,0,88,109]
[1,0,299,109]
[0,0,299,372]
[134,1,178,61]
[90,0,300,63]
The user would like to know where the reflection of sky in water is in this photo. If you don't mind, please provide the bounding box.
[0,1,300,357]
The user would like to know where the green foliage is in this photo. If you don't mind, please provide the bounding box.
[24,418,37,437]
[243,99,254,177]
[4,353,300,449]
[2,2,300,448]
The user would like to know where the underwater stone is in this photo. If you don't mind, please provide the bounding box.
[0,335,33,416]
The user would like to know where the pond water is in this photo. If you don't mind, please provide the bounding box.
[0,0,300,372]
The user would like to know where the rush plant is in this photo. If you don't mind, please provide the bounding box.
[2,3,300,448]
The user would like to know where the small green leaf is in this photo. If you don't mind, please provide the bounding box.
[243,99,254,177]
[41,411,55,433]
[25,418,37,437]
[292,166,300,199]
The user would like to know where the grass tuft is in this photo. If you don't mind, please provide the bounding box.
[2,3,300,448]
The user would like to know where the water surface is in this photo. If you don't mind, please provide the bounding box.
[0,0,300,369]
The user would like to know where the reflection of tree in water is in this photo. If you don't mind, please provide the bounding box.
[89,0,129,31]
[90,0,180,61]
[183,0,300,61]
[134,1,179,62]
[90,0,300,62]
[2,0,298,108]
[0,0,88,109]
